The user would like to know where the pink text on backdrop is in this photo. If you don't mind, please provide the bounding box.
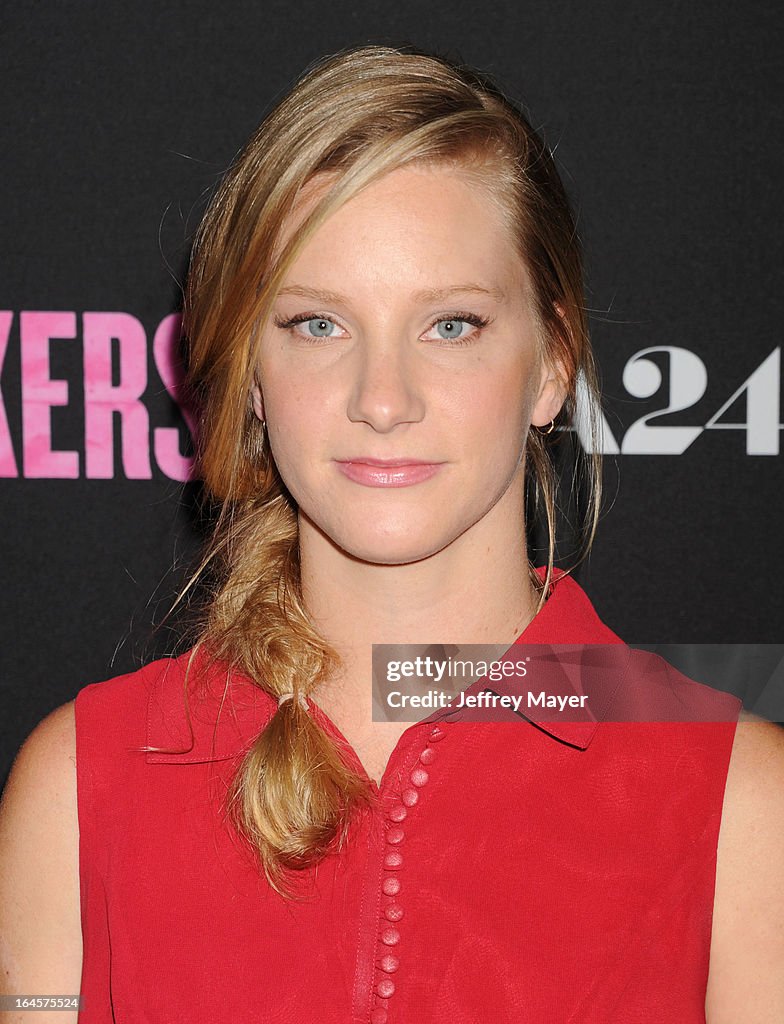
[0,311,196,479]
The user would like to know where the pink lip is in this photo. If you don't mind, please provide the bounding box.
[335,458,444,488]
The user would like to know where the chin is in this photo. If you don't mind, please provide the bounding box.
[345,545,447,567]
[332,523,457,567]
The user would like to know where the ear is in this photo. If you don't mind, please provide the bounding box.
[530,356,568,427]
[530,303,571,427]
[250,372,265,423]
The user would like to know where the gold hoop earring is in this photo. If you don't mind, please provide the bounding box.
[538,419,555,434]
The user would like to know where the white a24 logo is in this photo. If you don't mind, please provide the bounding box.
[573,346,781,455]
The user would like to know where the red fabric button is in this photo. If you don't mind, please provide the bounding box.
[386,827,405,845]
[381,927,401,946]
[370,1008,388,1024]
[410,767,429,787]
[401,787,419,806]
[382,877,401,896]
[385,903,404,922]
[378,954,400,973]
[419,746,436,765]
[429,726,446,741]
[384,850,403,869]
[388,804,408,822]
[376,978,396,998]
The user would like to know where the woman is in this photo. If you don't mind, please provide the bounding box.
[1,44,782,1024]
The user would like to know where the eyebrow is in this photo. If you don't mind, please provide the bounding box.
[276,283,507,304]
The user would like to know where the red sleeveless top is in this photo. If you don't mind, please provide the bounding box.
[74,567,740,1023]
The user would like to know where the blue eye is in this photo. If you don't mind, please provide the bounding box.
[273,313,341,340]
[425,313,490,346]
[435,319,469,339]
[303,318,336,337]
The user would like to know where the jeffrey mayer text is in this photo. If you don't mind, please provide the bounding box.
[386,690,589,712]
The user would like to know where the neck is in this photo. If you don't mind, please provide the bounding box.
[298,485,540,706]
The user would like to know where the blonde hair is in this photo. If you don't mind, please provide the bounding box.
[178,43,604,899]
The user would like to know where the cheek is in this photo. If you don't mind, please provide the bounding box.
[260,376,325,481]
[449,363,533,454]
[262,368,323,434]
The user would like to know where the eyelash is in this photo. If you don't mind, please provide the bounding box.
[272,311,491,347]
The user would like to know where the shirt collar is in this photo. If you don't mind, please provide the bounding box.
[145,567,625,764]
[418,568,628,749]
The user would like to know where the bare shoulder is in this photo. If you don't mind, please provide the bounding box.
[1,701,77,816]
[0,701,82,1019]
[706,710,784,1022]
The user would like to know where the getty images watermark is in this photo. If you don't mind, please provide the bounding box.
[370,643,784,725]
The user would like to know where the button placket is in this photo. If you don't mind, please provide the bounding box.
[369,723,448,1023]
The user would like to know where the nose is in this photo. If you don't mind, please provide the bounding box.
[346,335,425,432]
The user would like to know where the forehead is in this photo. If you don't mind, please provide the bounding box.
[274,163,529,298]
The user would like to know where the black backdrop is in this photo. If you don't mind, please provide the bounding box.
[2,1,783,787]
